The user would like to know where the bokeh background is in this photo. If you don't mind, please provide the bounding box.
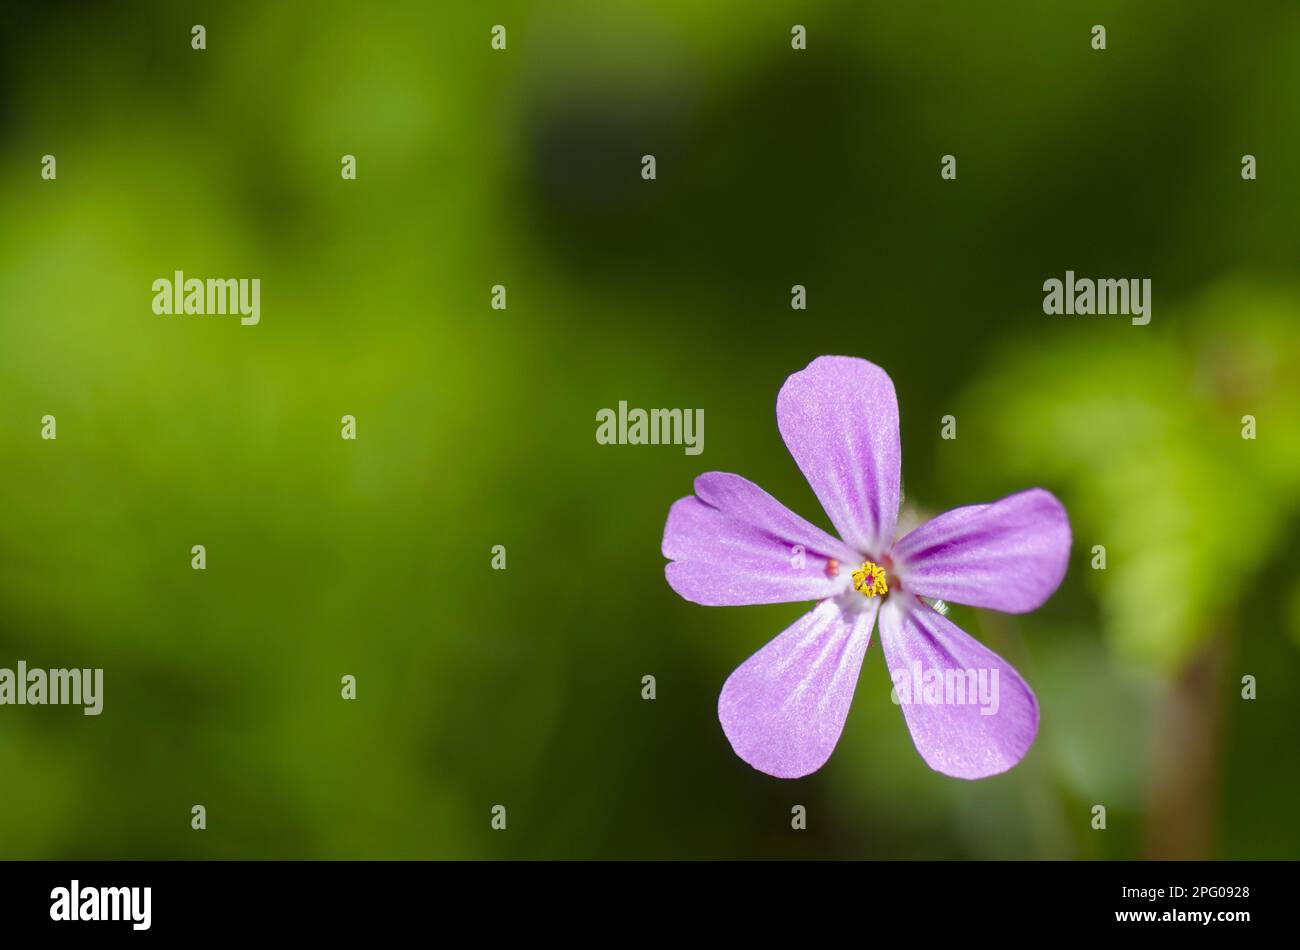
[1,1,1298,859]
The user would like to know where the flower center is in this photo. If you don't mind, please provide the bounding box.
[851,560,889,598]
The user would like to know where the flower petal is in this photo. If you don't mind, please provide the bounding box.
[776,356,901,557]
[718,598,877,778]
[877,596,1038,779]
[663,472,858,606]
[891,488,1071,613]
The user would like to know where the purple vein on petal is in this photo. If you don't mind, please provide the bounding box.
[719,599,877,779]
[892,488,1071,614]
[776,356,902,556]
[662,472,857,607]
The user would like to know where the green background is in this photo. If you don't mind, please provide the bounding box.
[1,1,1298,859]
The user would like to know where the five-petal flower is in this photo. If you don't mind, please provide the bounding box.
[662,356,1071,779]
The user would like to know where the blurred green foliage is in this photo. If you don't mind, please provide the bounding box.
[0,1,1297,859]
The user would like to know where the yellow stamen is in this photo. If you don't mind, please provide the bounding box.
[852,561,889,598]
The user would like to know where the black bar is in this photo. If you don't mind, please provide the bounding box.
[0,860,1286,937]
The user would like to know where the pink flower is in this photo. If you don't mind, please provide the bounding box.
[662,356,1071,779]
